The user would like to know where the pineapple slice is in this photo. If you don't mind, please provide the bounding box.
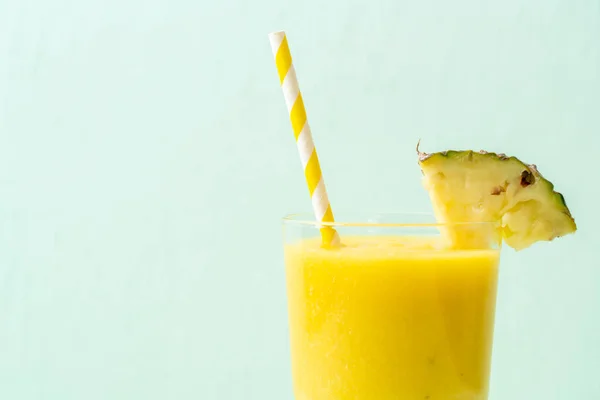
[418,148,577,250]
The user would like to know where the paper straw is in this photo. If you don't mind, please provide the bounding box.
[269,31,340,247]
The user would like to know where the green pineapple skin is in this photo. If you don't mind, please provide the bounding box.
[418,149,577,250]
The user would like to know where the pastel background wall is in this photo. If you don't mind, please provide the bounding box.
[0,0,598,399]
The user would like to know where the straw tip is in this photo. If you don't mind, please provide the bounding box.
[268,30,286,39]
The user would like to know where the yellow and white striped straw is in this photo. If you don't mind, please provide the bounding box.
[269,31,340,247]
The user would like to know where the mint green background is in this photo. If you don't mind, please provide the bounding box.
[0,1,598,399]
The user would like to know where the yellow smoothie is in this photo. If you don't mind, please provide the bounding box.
[284,236,500,400]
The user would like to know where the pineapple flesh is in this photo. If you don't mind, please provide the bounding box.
[418,149,577,250]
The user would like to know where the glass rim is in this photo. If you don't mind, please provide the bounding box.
[282,212,500,228]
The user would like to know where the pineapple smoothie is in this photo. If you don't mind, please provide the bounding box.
[282,149,576,400]
[270,30,577,400]
[285,236,499,400]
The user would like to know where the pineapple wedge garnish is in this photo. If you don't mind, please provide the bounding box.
[418,148,576,250]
